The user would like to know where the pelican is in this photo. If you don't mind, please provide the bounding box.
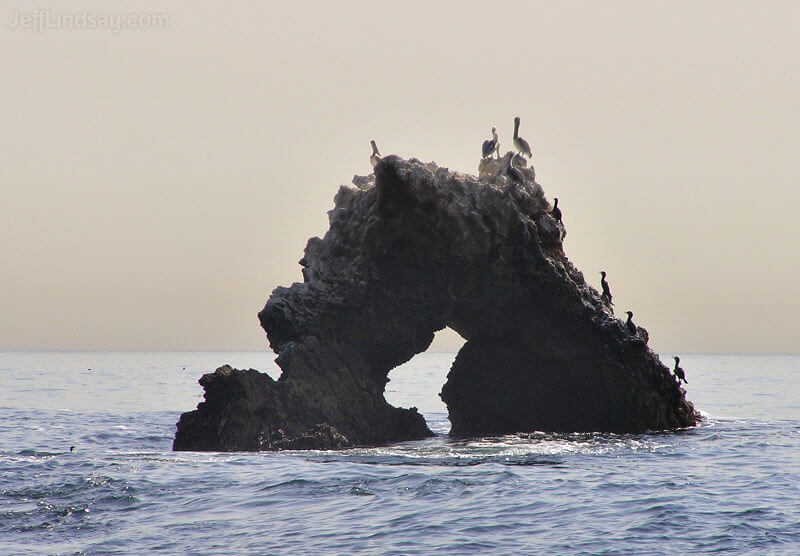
[369,140,381,168]
[513,116,533,158]
[482,127,500,159]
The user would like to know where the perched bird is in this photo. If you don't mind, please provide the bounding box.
[506,156,524,184]
[369,140,381,168]
[625,311,637,336]
[496,151,524,183]
[482,127,500,159]
[513,116,533,158]
[600,271,613,307]
[673,356,687,384]
[551,198,562,223]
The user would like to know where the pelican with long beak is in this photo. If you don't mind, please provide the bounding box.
[513,116,533,158]
[482,127,500,159]
[369,140,381,168]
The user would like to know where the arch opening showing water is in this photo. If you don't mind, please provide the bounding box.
[384,327,466,433]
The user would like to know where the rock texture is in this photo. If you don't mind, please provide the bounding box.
[173,154,699,452]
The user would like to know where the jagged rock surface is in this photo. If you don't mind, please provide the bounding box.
[173,155,699,452]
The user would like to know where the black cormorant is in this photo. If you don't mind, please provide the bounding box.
[496,151,524,183]
[673,356,687,384]
[482,127,500,159]
[506,156,524,183]
[551,198,562,222]
[625,311,637,336]
[369,140,381,168]
[513,116,533,158]
[600,270,613,307]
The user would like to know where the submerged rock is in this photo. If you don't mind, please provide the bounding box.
[173,155,699,452]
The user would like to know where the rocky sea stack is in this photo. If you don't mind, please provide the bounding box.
[173,154,699,451]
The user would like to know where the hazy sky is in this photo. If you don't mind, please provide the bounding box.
[2,1,800,353]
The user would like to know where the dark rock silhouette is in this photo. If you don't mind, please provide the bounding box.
[173,155,699,451]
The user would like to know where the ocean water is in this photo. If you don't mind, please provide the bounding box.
[1,351,799,554]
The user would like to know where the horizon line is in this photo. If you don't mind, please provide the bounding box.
[2,349,800,357]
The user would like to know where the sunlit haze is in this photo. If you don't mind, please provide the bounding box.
[2,1,799,352]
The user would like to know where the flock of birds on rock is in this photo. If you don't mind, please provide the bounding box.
[368,117,688,388]
[604,279,686,386]
[483,117,534,186]
[481,117,533,162]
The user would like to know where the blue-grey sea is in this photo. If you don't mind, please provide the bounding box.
[1,351,799,554]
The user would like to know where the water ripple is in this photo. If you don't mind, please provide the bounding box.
[2,352,800,553]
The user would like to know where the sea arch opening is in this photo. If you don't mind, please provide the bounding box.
[384,327,466,434]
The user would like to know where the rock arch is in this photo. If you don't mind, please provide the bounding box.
[383,328,463,426]
[173,156,698,451]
